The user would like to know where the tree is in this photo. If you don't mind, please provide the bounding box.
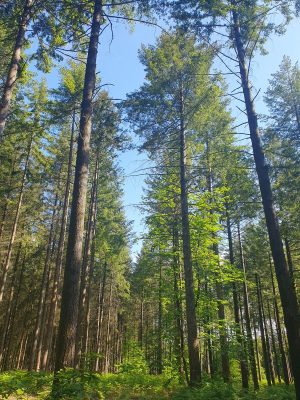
[144,2,300,395]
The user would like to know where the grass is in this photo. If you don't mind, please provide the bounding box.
[0,370,296,399]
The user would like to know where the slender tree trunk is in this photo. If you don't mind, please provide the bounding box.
[179,86,201,385]
[80,207,98,371]
[75,157,99,368]
[2,251,25,371]
[253,317,262,382]
[255,274,272,386]
[42,111,75,370]
[206,147,230,382]
[138,294,144,348]
[267,300,281,383]
[0,156,17,246]
[0,0,33,139]
[269,255,290,385]
[259,276,275,384]
[226,210,249,389]
[284,239,297,298]
[232,10,300,397]
[237,223,259,390]
[157,258,163,374]
[95,261,107,372]
[0,135,32,302]
[0,241,22,369]
[30,193,58,371]
[258,276,275,385]
[172,223,189,384]
[103,281,112,373]
[53,0,102,377]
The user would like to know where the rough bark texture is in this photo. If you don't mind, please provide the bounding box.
[53,0,102,376]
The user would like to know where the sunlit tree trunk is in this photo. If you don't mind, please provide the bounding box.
[232,10,300,396]
[54,0,103,376]
[0,0,33,139]
[179,85,201,385]
[42,110,75,370]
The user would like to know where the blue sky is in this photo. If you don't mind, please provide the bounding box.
[39,15,300,260]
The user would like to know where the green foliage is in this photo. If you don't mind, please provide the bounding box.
[0,370,51,399]
[117,343,149,374]
[0,371,296,399]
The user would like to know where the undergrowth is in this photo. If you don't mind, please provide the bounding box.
[0,370,296,399]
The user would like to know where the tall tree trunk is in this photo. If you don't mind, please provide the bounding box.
[103,281,112,373]
[75,156,99,368]
[259,276,275,384]
[53,0,102,377]
[267,300,281,383]
[237,223,259,390]
[284,239,297,298]
[0,134,32,302]
[253,316,262,382]
[179,86,201,385]
[206,144,230,382]
[226,210,249,389]
[42,110,75,370]
[172,222,189,384]
[0,156,17,246]
[0,0,33,139]
[232,10,300,396]
[269,255,290,385]
[95,261,107,372]
[258,277,275,385]
[0,241,22,369]
[255,274,272,386]
[157,258,163,374]
[138,293,144,348]
[30,193,58,371]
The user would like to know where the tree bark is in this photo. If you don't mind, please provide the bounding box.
[75,156,99,368]
[179,86,201,385]
[232,10,300,397]
[0,0,33,139]
[42,110,75,370]
[53,0,102,377]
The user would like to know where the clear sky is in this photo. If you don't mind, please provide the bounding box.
[39,14,300,261]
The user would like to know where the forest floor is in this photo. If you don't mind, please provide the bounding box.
[0,370,296,399]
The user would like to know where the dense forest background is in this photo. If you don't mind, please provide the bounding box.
[0,0,300,399]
